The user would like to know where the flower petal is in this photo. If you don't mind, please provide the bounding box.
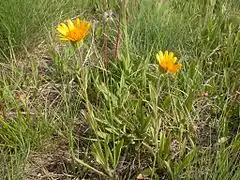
[164,51,169,57]
[60,37,70,40]
[57,23,69,36]
[173,57,177,63]
[67,19,75,31]
[75,18,81,28]
[159,51,164,60]
[169,52,174,59]
[167,63,182,73]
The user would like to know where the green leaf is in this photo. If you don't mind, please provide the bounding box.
[92,142,106,167]
[113,139,124,168]
[177,148,196,174]
[74,156,108,177]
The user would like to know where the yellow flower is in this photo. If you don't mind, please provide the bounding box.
[57,18,90,42]
[156,51,182,74]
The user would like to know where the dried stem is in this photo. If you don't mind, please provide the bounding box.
[115,4,122,61]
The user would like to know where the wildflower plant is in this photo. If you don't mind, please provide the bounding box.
[2,0,240,180]
[54,17,91,74]
[57,18,90,47]
[156,50,182,74]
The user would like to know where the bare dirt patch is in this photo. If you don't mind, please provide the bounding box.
[24,138,72,180]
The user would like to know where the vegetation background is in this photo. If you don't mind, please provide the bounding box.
[0,0,240,179]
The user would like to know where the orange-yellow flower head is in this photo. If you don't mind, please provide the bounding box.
[156,51,182,74]
[57,18,90,42]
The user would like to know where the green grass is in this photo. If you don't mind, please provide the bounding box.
[0,0,240,179]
